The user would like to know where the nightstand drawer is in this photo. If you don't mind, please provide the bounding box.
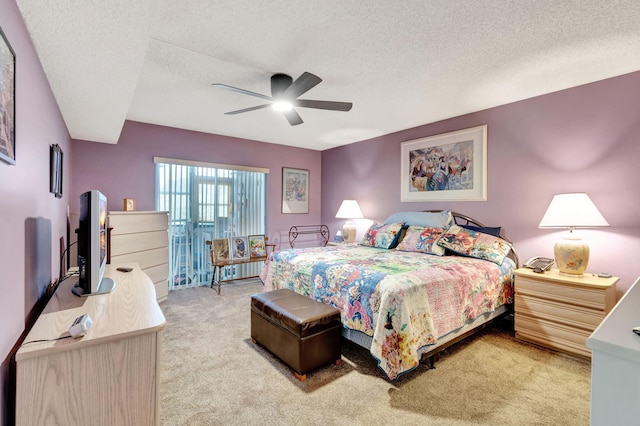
[516,276,609,310]
[515,294,606,330]
[515,314,591,358]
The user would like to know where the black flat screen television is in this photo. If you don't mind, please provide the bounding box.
[73,190,116,297]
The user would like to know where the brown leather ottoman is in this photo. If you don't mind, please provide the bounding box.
[251,289,342,380]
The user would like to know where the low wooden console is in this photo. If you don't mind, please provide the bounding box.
[15,264,166,425]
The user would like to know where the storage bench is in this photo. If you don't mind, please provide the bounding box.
[250,289,342,380]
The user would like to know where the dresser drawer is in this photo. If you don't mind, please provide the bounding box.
[111,247,169,270]
[110,230,168,256]
[109,211,168,235]
[515,293,606,330]
[516,276,609,310]
[515,313,591,358]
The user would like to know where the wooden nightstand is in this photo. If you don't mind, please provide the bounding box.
[513,268,618,358]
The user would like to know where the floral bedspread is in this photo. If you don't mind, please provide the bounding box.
[260,245,514,380]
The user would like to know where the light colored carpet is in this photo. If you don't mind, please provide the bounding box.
[159,279,591,425]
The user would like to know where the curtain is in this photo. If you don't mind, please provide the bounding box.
[155,158,267,290]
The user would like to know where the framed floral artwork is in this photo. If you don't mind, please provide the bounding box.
[282,167,309,213]
[248,235,267,259]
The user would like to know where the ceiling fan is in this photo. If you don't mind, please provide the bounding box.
[212,72,353,126]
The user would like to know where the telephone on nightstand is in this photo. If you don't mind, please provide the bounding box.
[524,256,555,272]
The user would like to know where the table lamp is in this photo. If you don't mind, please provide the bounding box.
[335,200,363,243]
[538,193,609,277]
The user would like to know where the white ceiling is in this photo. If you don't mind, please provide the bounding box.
[16,1,640,151]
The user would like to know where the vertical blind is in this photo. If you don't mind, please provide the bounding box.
[154,157,268,290]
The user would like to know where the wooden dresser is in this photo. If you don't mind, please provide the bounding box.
[15,264,166,425]
[108,211,169,302]
[514,268,618,358]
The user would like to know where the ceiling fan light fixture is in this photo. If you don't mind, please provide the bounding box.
[272,100,293,112]
[213,72,352,126]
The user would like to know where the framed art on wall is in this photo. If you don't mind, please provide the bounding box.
[0,26,16,165]
[282,167,309,214]
[400,125,487,202]
[49,144,63,198]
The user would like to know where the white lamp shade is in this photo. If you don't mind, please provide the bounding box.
[538,193,609,229]
[538,193,608,277]
[335,200,363,219]
[336,200,363,244]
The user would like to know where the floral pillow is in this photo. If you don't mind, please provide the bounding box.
[395,226,446,256]
[359,222,405,249]
[437,224,512,265]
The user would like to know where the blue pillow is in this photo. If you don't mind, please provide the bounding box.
[384,211,452,228]
[460,225,502,237]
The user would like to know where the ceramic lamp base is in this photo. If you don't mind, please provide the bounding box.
[342,221,357,244]
[554,234,589,277]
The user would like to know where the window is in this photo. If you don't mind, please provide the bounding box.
[155,158,268,290]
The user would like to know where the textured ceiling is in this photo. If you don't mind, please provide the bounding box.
[16,1,640,151]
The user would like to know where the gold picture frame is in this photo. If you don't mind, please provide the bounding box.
[124,198,136,211]
[211,238,230,262]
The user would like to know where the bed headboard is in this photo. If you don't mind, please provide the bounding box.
[426,210,519,267]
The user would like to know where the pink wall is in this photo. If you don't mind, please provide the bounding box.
[322,71,640,296]
[0,0,72,421]
[3,1,639,417]
[71,121,322,249]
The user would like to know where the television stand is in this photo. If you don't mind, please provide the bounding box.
[16,264,165,425]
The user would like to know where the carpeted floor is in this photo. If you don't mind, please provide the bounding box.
[159,279,591,425]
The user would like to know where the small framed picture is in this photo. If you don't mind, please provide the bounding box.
[248,235,267,259]
[124,198,136,211]
[211,238,230,263]
[230,236,249,261]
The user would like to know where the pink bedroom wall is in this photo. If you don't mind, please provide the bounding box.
[71,120,322,249]
[321,71,640,296]
[0,0,72,421]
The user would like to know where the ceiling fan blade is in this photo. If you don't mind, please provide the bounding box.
[284,72,322,99]
[212,83,273,101]
[283,109,303,126]
[224,104,272,115]
[295,99,353,111]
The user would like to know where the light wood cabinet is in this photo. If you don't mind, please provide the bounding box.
[16,264,166,425]
[514,268,618,358]
[109,211,169,302]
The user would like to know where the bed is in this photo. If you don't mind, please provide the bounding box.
[260,211,518,380]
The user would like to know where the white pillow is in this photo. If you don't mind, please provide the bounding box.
[383,211,452,228]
